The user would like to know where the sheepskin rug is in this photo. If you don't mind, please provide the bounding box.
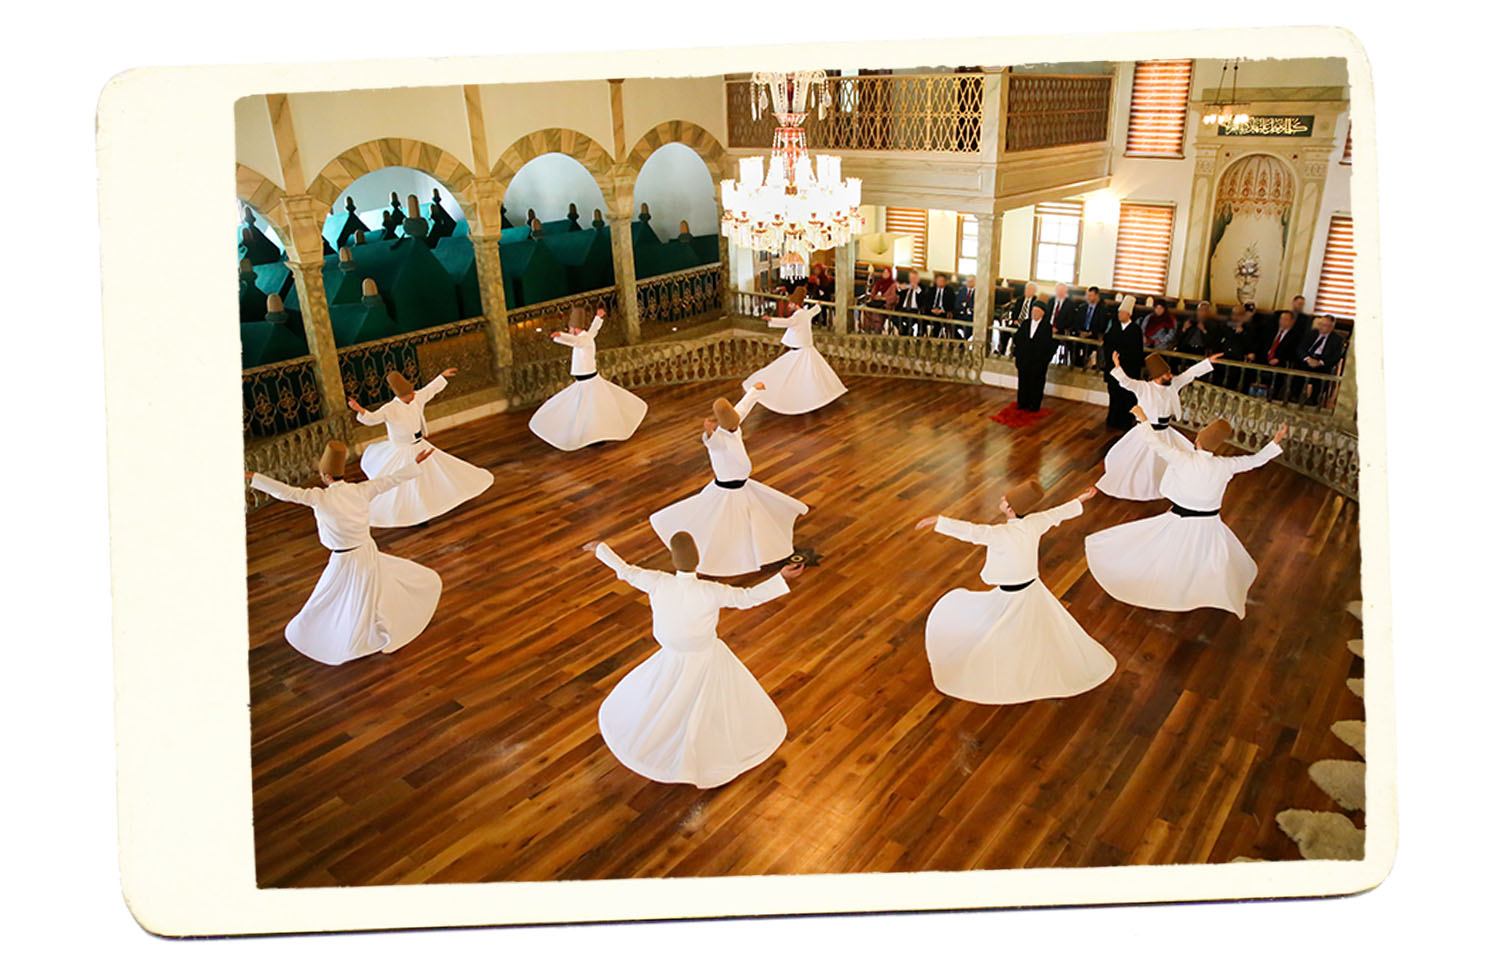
[1309,759,1366,811]
[1276,809,1365,860]
[1332,720,1366,759]
[1347,677,1364,699]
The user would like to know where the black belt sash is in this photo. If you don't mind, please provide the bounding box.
[410,429,424,443]
[714,478,748,490]
[998,578,1036,592]
[1150,420,1170,430]
[1171,504,1221,518]
[331,545,360,554]
[573,372,598,382]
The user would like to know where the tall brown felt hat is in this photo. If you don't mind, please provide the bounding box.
[1196,418,1233,452]
[568,305,586,330]
[669,531,700,572]
[386,370,414,398]
[790,284,808,304]
[318,440,348,478]
[1006,479,1045,516]
[1145,353,1171,381]
[712,396,740,432]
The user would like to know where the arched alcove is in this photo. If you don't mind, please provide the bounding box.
[1206,153,1297,307]
[320,166,468,248]
[502,154,608,228]
[632,142,719,239]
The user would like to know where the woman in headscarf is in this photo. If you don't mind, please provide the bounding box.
[859,264,896,332]
[1142,301,1177,350]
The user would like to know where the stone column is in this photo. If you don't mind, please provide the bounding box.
[608,212,641,343]
[832,241,855,333]
[971,212,1000,358]
[468,233,513,392]
[286,259,345,417]
[718,235,735,319]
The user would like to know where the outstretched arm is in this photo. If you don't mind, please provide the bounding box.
[734,386,763,421]
[551,331,586,347]
[1223,424,1288,474]
[928,516,994,546]
[412,373,449,406]
[1109,354,1151,396]
[350,398,385,426]
[357,448,434,499]
[587,311,605,339]
[247,472,319,507]
[1025,496,1088,535]
[1170,354,1218,390]
[714,571,791,610]
[587,540,662,596]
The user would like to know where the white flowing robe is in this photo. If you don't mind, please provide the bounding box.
[743,302,848,414]
[528,314,648,450]
[926,500,1116,704]
[1097,357,1214,501]
[357,373,495,526]
[249,464,442,665]
[593,542,790,788]
[648,388,807,577]
[1086,435,1284,617]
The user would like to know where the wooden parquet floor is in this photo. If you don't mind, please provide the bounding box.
[246,375,1364,887]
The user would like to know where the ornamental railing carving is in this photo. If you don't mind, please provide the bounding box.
[243,355,324,439]
[337,317,495,410]
[728,72,985,154]
[637,264,725,342]
[1004,74,1113,152]
[507,285,620,363]
[243,413,354,510]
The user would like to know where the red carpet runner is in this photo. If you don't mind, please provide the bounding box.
[989,402,1054,427]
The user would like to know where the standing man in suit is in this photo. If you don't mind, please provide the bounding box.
[1290,295,1314,334]
[1012,301,1057,412]
[1101,296,1145,429]
[1045,282,1080,366]
[924,272,956,338]
[894,269,926,337]
[1295,314,1346,405]
[954,275,978,341]
[1001,281,1040,357]
[1077,286,1112,369]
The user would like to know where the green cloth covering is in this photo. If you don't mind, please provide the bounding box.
[500,225,531,244]
[333,209,369,247]
[252,262,294,301]
[541,227,614,293]
[239,273,269,323]
[322,238,462,332]
[240,318,309,367]
[431,236,483,319]
[539,215,582,236]
[330,298,402,347]
[688,234,720,265]
[499,238,570,307]
[635,237,703,278]
[631,219,662,250]
[238,222,283,266]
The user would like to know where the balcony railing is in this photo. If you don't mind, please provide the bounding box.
[243,355,324,439]
[638,264,726,341]
[338,316,496,410]
[1004,74,1113,152]
[727,72,985,154]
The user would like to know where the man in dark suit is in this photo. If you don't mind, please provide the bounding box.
[1212,304,1258,392]
[1044,283,1079,366]
[999,281,1040,357]
[1290,294,1314,334]
[953,275,978,341]
[892,269,926,336]
[1012,301,1056,411]
[1101,297,1144,429]
[1294,314,1346,405]
[1261,309,1304,400]
[1077,286,1111,369]
[923,272,957,338]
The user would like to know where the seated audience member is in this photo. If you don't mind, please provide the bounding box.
[1176,301,1215,356]
[1045,283,1079,366]
[807,263,835,301]
[1212,304,1258,391]
[1261,310,1303,400]
[893,269,926,336]
[954,275,978,341]
[1142,301,1176,350]
[924,272,957,337]
[860,264,896,332]
[1295,314,1346,405]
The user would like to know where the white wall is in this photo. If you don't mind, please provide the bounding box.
[620,76,727,152]
[502,153,607,224]
[998,205,1035,281]
[477,80,615,165]
[633,142,718,236]
[234,96,281,186]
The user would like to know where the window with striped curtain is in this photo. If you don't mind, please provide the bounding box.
[1125,60,1194,158]
[1314,214,1356,318]
[1031,201,1084,284]
[956,214,980,278]
[1112,203,1175,295]
[884,207,928,270]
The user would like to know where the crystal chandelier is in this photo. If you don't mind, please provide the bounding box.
[720,70,863,281]
[1202,60,1250,127]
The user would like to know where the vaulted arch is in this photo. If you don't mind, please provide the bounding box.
[490,128,618,214]
[306,138,477,225]
[622,120,728,182]
[235,163,292,243]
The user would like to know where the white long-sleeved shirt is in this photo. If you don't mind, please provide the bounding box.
[766,303,821,350]
[702,388,762,482]
[594,542,790,652]
[1110,357,1213,423]
[935,499,1083,587]
[355,374,448,445]
[552,312,605,375]
[1138,432,1284,510]
[249,463,422,551]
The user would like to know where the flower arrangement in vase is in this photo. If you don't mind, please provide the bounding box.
[1234,245,1261,304]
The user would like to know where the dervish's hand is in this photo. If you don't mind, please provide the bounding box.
[754,382,766,391]
[1112,351,1120,367]
[581,540,601,553]
[1208,353,1224,363]
[441,367,458,378]
[1273,423,1288,445]
[245,471,254,482]
[1076,487,1098,503]
[915,515,940,531]
[416,448,436,463]
[780,563,805,580]
[1130,405,1148,423]
[347,397,365,414]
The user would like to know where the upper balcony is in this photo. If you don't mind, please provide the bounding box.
[725,69,1117,213]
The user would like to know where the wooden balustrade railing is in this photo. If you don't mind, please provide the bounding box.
[507,286,621,363]
[337,317,495,409]
[1004,74,1114,151]
[243,355,324,439]
[637,264,725,341]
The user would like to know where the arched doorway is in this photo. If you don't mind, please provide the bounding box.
[1206,154,1296,308]
[501,153,609,231]
[632,142,719,241]
[320,166,469,249]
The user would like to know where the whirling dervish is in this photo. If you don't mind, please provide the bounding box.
[246,441,443,665]
[528,305,649,451]
[350,367,494,528]
[1085,410,1289,618]
[582,533,805,788]
[1096,350,1222,501]
[742,284,848,414]
[648,384,807,577]
[916,480,1116,704]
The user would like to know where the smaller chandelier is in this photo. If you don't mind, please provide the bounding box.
[721,70,863,280]
[1202,60,1251,127]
